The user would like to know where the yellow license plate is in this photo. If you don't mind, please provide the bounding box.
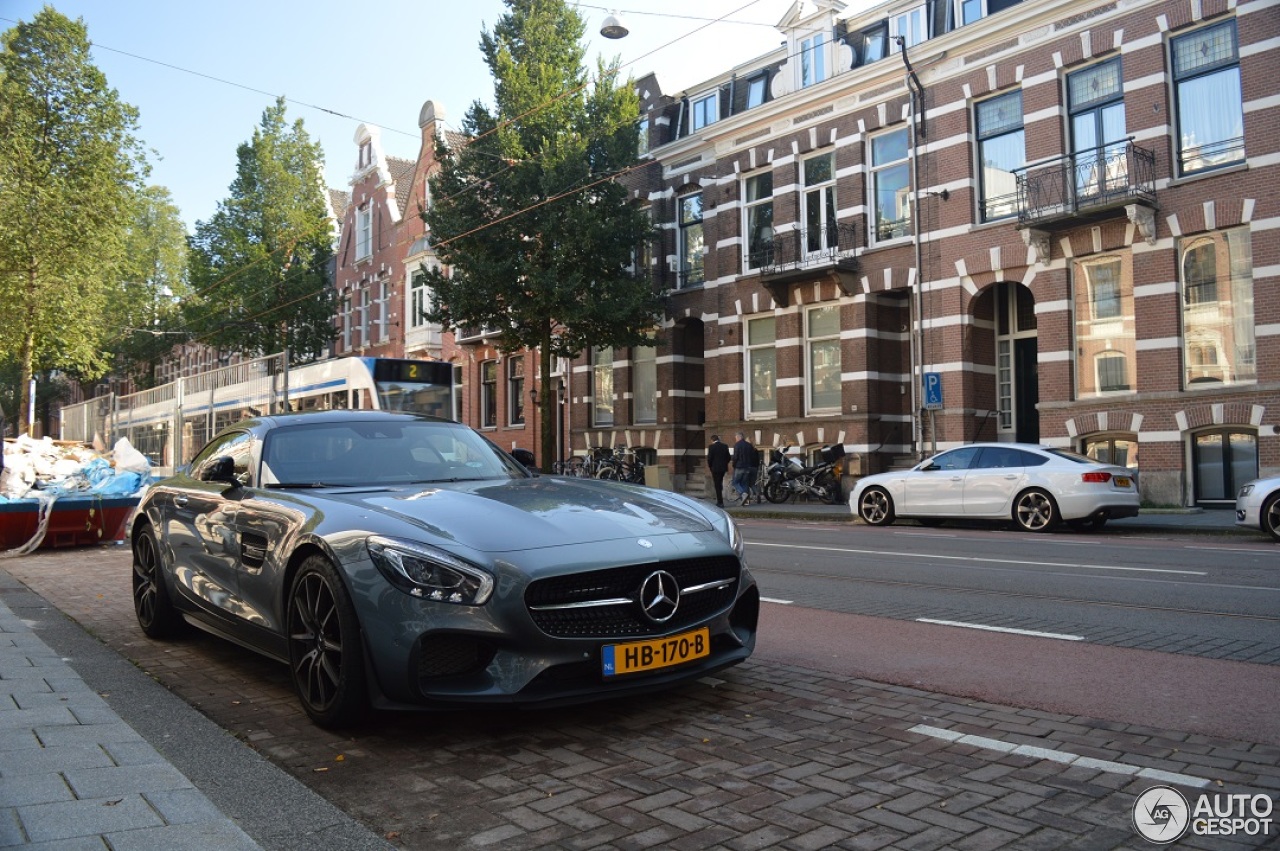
[1115,476,1132,488]
[602,628,710,677]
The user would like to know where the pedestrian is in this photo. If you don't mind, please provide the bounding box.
[748,441,762,502]
[731,431,755,506]
[706,434,730,507]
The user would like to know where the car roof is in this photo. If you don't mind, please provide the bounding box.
[228,410,458,432]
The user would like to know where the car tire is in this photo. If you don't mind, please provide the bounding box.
[1013,488,1060,532]
[1262,493,1280,542]
[287,555,368,728]
[132,524,187,639]
[858,487,896,526]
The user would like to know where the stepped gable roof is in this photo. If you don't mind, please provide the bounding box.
[388,156,416,214]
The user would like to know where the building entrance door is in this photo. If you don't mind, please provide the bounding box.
[992,282,1039,443]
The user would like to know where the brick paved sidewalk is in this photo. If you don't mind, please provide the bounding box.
[4,546,1277,850]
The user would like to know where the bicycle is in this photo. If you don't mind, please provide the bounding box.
[595,445,646,484]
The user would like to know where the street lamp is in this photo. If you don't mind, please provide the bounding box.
[600,11,629,39]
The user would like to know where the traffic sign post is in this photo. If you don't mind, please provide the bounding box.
[923,372,943,410]
[923,372,942,457]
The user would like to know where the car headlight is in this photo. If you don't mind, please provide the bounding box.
[726,515,745,559]
[367,537,493,605]
[1238,484,1254,498]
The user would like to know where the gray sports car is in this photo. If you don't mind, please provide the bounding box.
[129,411,758,727]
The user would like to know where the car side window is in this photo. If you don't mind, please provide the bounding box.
[192,431,255,485]
[976,447,1026,469]
[932,447,981,471]
[1016,449,1049,467]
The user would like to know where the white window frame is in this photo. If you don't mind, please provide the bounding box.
[799,32,828,88]
[340,296,351,352]
[355,206,372,260]
[746,76,767,109]
[592,347,615,426]
[375,279,388,343]
[358,288,370,347]
[507,356,525,426]
[742,171,774,270]
[637,117,650,157]
[870,127,912,243]
[890,6,926,51]
[691,91,718,131]
[480,360,497,429]
[677,193,704,288]
[802,152,837,255]
[632,345,657,425]
[409,269,431,331]
[745,315,777,418]
[806,305,842,414]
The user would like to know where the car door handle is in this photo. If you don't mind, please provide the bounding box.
[174,496,189,507]
[950,476,962,481]
[1003,474,1018,480]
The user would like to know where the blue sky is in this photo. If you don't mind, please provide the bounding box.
[3,1,796,230]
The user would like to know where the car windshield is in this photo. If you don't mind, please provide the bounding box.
[260,420,527,487]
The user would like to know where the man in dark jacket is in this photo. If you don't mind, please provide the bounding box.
[731,431,755,506]
[706,434,730,507]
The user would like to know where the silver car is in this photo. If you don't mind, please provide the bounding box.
[129,411,758,727]
[1236,475,1280,542]
[850,443,1140,532]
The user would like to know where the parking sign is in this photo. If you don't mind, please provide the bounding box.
[924,372,943,410]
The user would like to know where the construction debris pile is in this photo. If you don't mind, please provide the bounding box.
[0,435,152,502]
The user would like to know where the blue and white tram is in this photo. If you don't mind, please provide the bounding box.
[60,357,454,474]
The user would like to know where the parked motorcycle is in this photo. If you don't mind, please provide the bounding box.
[762,444,844,505]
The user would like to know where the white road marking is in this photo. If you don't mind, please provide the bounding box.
[746,541,1207,575]
[909,724,1211,788]
[760,597,794,605]
[915,618,1084,641]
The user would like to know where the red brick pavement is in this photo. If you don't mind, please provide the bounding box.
[5,545,1277,850]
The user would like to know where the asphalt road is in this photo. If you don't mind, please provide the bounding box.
[739,517,1280,664]
[4,529,1279,849]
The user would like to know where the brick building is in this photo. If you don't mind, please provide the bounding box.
[566,0,1278,506]
[333,124,417,359]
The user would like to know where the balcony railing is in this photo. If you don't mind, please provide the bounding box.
[1016,140,1156,227]
[746,222,859,306]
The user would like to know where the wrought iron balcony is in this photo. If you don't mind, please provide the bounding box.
[1015,140,1157,228]
[747,222,859,307]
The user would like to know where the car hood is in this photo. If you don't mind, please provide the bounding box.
[313,476,717,553]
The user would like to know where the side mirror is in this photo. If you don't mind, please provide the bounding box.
[199,455,242,487]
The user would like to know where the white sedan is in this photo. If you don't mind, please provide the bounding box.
[850,443,1140,532]
[1236,475,1280,542]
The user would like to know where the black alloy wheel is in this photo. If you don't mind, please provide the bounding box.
[858,487,896,526]
[763,481,789,504]
[287,555,367,728]
[131,525,185,638]
[1262,493,1280,542]
[1013,488,1060,532]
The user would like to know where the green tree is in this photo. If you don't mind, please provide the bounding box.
[0,8,147,434]
[110,185,190,387]
[423,0,663,470]
[187,97,334,363]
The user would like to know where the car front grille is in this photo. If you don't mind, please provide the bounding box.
[524,555,741,638]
